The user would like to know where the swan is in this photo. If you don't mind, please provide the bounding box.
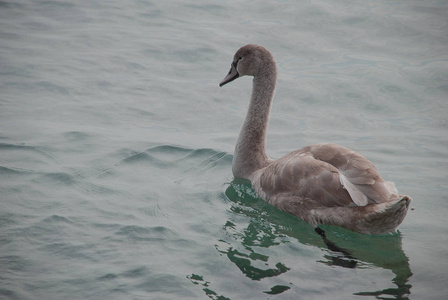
[219,44,410,235]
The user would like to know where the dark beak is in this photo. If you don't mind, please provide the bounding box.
[219,61,239,87]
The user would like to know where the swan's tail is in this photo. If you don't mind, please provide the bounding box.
[356,195,411,235]
[309,195,411,235]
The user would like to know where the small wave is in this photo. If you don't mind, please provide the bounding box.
[117,145,232,173]
[0,142,59,162]
[0,142,61,185]
[97,273,119,281]
[40,242,94,261]
[115,225,177,242]
[42,215,75,225]
[41,172,77,185]
[36,80,71,95]
[0,165,33,176]
[46,145,232,186]
[0,213,20,228]
[77,145,194,178]
[137,145,196,167]
[120,151,153,165]
[0,142,38,151]
[97,266,149,284]
[176,148,232,173]
[121,266,148,278]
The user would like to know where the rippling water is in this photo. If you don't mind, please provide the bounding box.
[1,0,447,299]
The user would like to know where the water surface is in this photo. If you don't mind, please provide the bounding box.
[1,0,447,299]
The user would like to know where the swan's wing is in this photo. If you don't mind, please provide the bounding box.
[252,150,354,209]
[251,143,397,209]
[309,143,397,205]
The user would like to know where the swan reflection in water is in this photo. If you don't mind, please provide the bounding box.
[218,180,412,298]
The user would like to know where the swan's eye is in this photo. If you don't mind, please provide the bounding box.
[238,56,243,60]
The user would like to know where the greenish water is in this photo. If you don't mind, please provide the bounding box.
[1,0,447,299]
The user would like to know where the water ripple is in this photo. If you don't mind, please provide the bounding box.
[1,0,446,299]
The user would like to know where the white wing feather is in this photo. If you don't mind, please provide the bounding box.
[339,172,369,206]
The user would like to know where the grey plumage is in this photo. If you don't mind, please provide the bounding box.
[220,44,410,235]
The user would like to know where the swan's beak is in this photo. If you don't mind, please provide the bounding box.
[219,61,239,87]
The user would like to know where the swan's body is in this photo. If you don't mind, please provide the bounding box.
[220,44,410,235]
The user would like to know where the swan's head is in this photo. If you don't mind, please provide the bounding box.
[219,44,276,87]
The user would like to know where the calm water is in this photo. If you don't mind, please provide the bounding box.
[1,0,448,299]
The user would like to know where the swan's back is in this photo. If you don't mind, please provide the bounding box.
[251,143,396,207]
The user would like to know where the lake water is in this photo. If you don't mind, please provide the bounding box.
[1,0,447,299]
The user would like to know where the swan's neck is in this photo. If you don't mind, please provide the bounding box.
[232,72,276,179]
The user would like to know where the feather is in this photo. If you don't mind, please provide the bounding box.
[339,173,369,206]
